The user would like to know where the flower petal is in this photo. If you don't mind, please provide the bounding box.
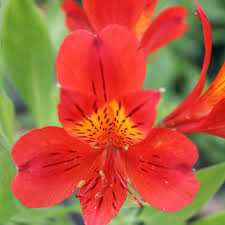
[82,0,146,32]
[61,0,92,32]
[11,127,99,208]
[56,25,146,101]
[191,61,225,116]
[58,88,160,147]
[75,146,127,225]
[134,0,158,39]
[171,62,225,133]
[161,1,212,126]
[80,174,126,225]
[58,88,107,146]
[113,89,160,146]
[125,128,199,212]
[180,62,225,136]
[181,99,225,138]
[140,6,188,55]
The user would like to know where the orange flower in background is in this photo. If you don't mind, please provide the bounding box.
[11,25,199,225]
[160,2,225,139]
[61,0,188,55]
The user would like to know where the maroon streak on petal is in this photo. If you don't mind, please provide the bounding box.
[78,146,127,225]
[124,128,199,212]
[11,127,100,208]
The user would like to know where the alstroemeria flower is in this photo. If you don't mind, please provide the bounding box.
[159,2,225,139]
[11,26,199,225]
[61,0,188,55]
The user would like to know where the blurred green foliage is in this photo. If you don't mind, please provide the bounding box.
[2,0,54,127]
[0,129,19,224]
[191,210,225,225]
[0,91,14,143]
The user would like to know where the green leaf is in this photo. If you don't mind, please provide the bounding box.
[144,48,175,91]
[0,0,8,27]
[0,91,14,144]
[191,211,225,225]
[0,0,8,90]
[138,162,225,225]
[2,0,54,127]
[46,0,67,52]
[0,50,4,90]
[8,204,81,224]
[0,128,19,224]
[192,133,225,164]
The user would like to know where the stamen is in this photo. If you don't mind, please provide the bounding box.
[76,175,102,198]
[77,180,86,189]
[99,170,105,180]
[113,160,144,208]
[95,193,102,198]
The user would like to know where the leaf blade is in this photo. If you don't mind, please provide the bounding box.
[1,0,54,127]
[0,128,19,224]
[0,91,14,143]
[191,211,225,225]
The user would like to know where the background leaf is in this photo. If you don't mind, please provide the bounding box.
[1,0,54,127]
[46,0,67,52]
[0,128,19,224]
[0,91,14,144]
[191,211,225,225]
[0,0,8,90]
[7,204,80,225]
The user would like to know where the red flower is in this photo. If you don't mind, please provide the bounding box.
[61,0,188,55]
[11,26,199,225]
[160,2,225,139]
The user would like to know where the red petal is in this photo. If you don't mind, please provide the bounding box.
[79,146,127,225]
[82,0,146,32]
[124,128,199,212]
[140,6,188,55]
[159,62,225,136]
[191,62,225,116]
[58,88,160,147]
[58,88,107,146]
[11,127,100,208]
[56,25,146,101]
[172,62,225,132]
[181,62,225,136]
[113,89,160,146]
[80,174,126,225]
[61,0,92,32]
[161,1,212,126]
[135,0,158,39]
[58,88,102,127]
[181,99,225,138]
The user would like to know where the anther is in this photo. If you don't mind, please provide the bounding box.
[77,180,86,189]
[95,193,101,198]
[99,170,105,180]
